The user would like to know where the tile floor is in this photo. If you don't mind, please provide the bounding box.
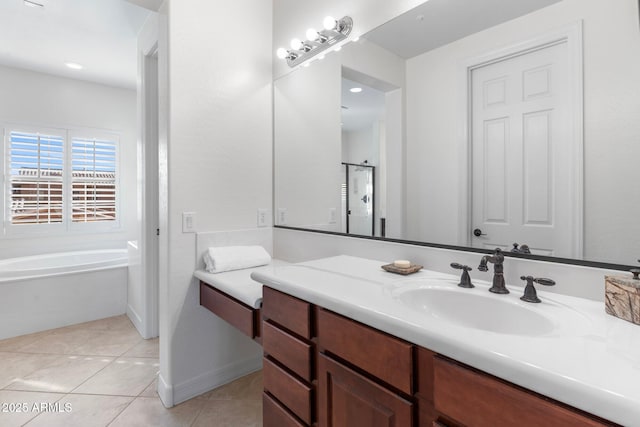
[0,315,263,426]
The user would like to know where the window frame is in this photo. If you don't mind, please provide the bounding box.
[2,123,121,237]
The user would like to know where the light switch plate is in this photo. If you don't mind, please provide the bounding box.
[277,208,287,225]
[329,207,337,224]
[257,209,270,227]
[182,212,196,233]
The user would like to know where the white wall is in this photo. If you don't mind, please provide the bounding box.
[343,125,378,165]
[157,0,273,407]
[405,0,640,265]
[0,65,137,259]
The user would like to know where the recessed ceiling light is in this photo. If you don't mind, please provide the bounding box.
[350,87,363,93]
[65,62,84,70]
[23,0,44,7]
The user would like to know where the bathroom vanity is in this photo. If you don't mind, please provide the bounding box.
[252,256,640,427]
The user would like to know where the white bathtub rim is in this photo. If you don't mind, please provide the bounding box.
[0,249,128,283]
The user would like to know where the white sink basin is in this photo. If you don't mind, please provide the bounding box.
[393,283,586,336]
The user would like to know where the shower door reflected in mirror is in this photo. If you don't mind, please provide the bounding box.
[342,163,375,236]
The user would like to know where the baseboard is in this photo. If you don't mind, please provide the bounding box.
[126,304,145,337]
[172,354,262,406]
[157,373,174,408]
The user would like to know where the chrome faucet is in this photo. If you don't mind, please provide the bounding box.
[478,248,508,294]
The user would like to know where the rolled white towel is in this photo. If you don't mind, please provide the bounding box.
[203,245,271,273]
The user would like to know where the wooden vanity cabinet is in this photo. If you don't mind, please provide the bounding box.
[200,282,260,340]
[261,287,315,426]
[261,286,617,427]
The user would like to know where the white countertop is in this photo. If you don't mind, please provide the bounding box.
[251,255,640,426]
[195,259,289,308]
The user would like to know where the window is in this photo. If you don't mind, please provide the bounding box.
[71,137,117,223]
[4,125,119,234]
[9,131,65,225]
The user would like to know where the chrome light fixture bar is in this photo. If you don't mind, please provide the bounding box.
[277,16,353,68]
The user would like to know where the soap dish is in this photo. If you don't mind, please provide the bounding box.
[381,263,423,275]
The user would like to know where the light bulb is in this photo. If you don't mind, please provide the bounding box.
[65,62,84,70]
[350,87,363,93]
[306,28,318,41]
[290,38,303,50]
[323,16,337,31]
[276,48,288,59]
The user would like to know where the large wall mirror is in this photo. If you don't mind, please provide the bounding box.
[274,0,640,267]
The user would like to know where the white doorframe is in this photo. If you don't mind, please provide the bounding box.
[457,22,584,257]
[137,16,160,339]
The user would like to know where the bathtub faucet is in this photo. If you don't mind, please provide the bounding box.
[478,248,508,294]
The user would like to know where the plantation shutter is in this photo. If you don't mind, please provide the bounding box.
[8,131,65,225]
[71,137,117,223]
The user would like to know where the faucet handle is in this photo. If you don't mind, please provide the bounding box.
[534,277,556,286]
[450,262,471,271]
[519,276,555,303]
[450,263,474,288]
[631,260,640,280]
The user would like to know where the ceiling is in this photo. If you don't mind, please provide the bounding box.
[341,78,386,132]
[0,0,152,90]
[364,0,562,59]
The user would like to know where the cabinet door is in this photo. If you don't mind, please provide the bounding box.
[318,354,413,427]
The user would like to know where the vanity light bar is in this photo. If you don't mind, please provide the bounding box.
[277,16,353,68]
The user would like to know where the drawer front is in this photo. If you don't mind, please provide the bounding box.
[200,282,255,338]
[433,357,610,427]
[263,392,306,427]
[317,308,413,394]
[263,357,313,425]
[263,321,313,381]
[262,287,311,339]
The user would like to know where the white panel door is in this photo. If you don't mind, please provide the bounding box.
[471,42,574,257]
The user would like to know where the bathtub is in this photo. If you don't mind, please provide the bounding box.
[0,249,128,340]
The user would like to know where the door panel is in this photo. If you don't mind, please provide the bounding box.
[471,41,574,257]
[318,354,413,427]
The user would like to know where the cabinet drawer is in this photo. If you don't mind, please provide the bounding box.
[200,282,256,338]
[263,321,313,381]
[263,357,313,425]
[262,287,311,339]
[263,392,306,427]
[433,357,611,427]
[317,308,413,394]
[318,353,413,427]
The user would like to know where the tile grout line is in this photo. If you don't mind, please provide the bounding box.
[67,356,119,395]
[18,388,67,426]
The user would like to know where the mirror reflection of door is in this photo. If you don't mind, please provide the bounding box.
[343,163,375,236]
[470,39,580,257]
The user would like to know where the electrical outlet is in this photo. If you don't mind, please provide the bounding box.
[329,207,337,224]
[182,212,196,233]
[277,208,287,225]
[257,209,269,227]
